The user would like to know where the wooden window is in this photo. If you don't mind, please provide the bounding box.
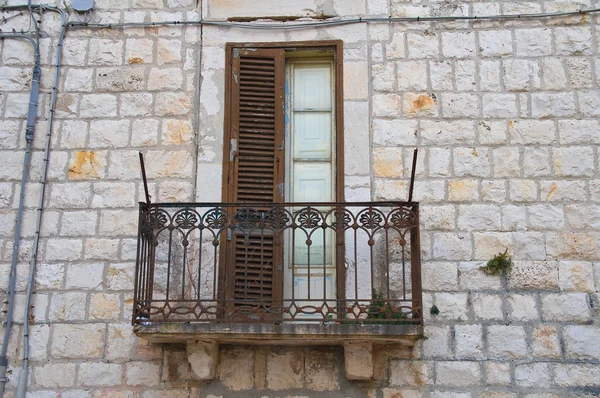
[221,42,344,316]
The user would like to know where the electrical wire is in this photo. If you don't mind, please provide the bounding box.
[62,7,600,30]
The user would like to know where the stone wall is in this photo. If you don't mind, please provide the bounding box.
[0,0,599,396]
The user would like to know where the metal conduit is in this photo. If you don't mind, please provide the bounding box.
[0,32,39,398]
[0,4,67,398]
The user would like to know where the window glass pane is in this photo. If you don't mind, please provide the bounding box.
[293,64,331,109]
[293,112,332,159]
[292,162,332,202]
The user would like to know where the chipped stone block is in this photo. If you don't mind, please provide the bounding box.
[186,340,218,381]
[344,342,373,380]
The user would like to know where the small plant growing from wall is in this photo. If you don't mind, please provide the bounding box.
[480,249,512,276]
[429,305,440,316]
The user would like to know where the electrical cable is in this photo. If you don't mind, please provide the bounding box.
[62,7,600,30]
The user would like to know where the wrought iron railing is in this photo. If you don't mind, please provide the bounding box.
[133,202,422,326]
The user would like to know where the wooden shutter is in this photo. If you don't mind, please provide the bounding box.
[222,48,285,318]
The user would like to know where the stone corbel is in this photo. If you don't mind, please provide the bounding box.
[186,340,219,380]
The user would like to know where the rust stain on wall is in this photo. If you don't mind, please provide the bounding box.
[68,151,101,180]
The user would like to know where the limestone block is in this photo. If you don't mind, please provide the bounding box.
[53,93,78,118]
[564,326,600,360]
[389,360,433,386]
[507,294,539,321]
[421,262,457,291]
[487,325,527,359]
[96,67,145,92]
[436,361,481,386]
[458,262,502,290]
[492,147,519,177]
[558,261,595,292]
[422,325,450,358]
[472,293,503,320]
[66,263,104,289]
[433,293,468,321]
[0,67,32,92]
[428,148,450,177]
[484,362,511,386]
[85,239,119,260]
[386,32,405,60]
[397,61,427,90]
[474,232,512,260]
[546,232,600,260]
[158,181,194,202]
[508,120,556,145]
[479,60,501,91]
[157,39,183,65]
[371,62,396,92]
[162,348,189,382]
[441,93,478,118]
[553,147,594,177]
[126,361,161,386]
[526,204,563,230]
[186,340,218,381]
[92,182,136,208]
[33,363,77,388]
[35,263,65,290]
[155,92,192,116]
[219,347,254,390]
[454,62,474,92]
[29,325,50,361]
[126,38,154,64]
[48,292,86,321]
[430,60,453,90]
[67,151,107,181]
[554,364,600,387]
[63,68,93,92]
[532,92,576,118]
[105,323,137,362]
[148,68,184,91]
[343,62,368,100]
[45,239,83,262]
[555,27,593,55]
[79,362,122,387]
[455,325,483,358]
[121,93,154,117]
[480,181,506,203]
[420,120,475,145]
[532,325,561,359]
[508,180,537,202]
[373,119,418,146]
[372,94,402,117]
[566,57,592,88]
[482,94,517,118]
[515,28,552,56]
[89,39,124,65]
[421,205,455,231]
[99,210,139,236]
[479,30,512,57]
[371,43,384,63]
[132,119,160,146]
[515,363,552,388]
[441,32,475,58]
[305,349,339,391]
[457,204,500,231]
[145,150,194,178]
[266,349,304,388]
[344,342,373,380]
[60,120,89,149]
[558,119,600,144]
[509,261,558,290]
[503,59,541,91]
[80,94,118,118]
[373,147,402,178]
[89,293,121,320]
[51,324,105,359]
[448,179,479,202]
[541,180,586,202]
[579,90,600,117]
[522,148,551,177]
[407,32,439,59]
[541,293,591,322]
[432,233,471,261]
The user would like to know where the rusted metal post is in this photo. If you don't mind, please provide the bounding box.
[408,148,418,202]
[139,151,151,204]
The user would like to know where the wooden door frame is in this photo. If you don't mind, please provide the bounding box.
[219,40,346,318]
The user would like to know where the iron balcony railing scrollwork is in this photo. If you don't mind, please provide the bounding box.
[133,201,422,327]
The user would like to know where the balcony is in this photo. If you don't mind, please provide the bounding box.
[133,201,423,379]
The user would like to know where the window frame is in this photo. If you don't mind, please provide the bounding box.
[220,41,346,313]
[221,40,345,205]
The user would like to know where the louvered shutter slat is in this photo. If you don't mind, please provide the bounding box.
[225,48,285,317]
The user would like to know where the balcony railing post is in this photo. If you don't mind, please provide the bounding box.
[409,203,423,324]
